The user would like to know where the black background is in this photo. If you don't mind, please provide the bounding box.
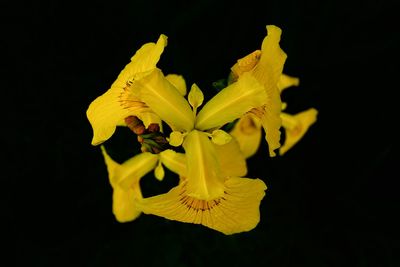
[6,0,399,266]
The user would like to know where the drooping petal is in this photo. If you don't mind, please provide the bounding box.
[280,108,318,155]
[214,138,248,177]
[135,69,195,132]
[195,73,267,130]
[230,113,262,159]
[183,130,224,200]
[138,177,267,235]
[166,74,187,96]
[87,35,167,145]
[100,147,158,222]
[278,74,300,92]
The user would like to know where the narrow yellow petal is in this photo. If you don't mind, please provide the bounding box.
[183,130,224,200]
[166,74,187,96]
[280,108,318,155]
[138,177,267,235]
[154,162,165,181]
[100,146,120,187]
[135,69,195,132]
[278,74,300,92]
[211,129,232,145]
[230,114,262,159]
[159,149,187,177]
[195,73,267,130]
[214,138,247,177]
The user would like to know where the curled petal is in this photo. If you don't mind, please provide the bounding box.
[230,113,262,159]
[280,108,318,155]
[138,177,267,235]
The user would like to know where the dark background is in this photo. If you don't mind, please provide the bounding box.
[6,0,399,266]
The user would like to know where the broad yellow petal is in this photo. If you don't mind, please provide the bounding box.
[195,73,267,130]
[166,74,187,96]
[230,113,262,159]
[138,177,267,235]
[87,35,167,145]
[280,108,318,155]
[278,74,300,92]
[135,69,195,132]
[214,138,248,177]
[183,130,224,200]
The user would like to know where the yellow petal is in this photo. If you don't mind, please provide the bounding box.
[278,74,300,92]
[229,114,262,159]
[138,177,267,235]
[166,74,187,96]
[211,129,232,145]
[169,131,184,147]
[115,152,159,190]
[247,25,287,157]
[159,149,187,177]
[100,147,148,222]
[87,35,167,145]
[112,186,142,222]
[135,69,195,132]
[154,162,165,181]
[195,73,267,130]
[280,108,318,155]
[214,138,247,177]
[231,50,262,78]
[188,83,204,112]
[183,130,224,200]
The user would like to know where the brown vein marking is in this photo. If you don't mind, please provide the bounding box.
[179,187,228,211]
[249,105,266,118]
[118,80,149,110]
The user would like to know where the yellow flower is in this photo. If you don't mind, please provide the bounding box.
[86,35,168,145]
[137,136,267,235]
[230,25,287,157]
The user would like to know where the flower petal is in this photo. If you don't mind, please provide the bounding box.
[183,130,224,200]
[214,138,248,177]
[195,73,267,130]
[230,113,262,159]
[211,129,232,145]
[159,149,187,177]
[166,74,187,96]
[135,69,195,132]
[280,108,318,155]
[278,74,300,92]
[188,83,204,112]
[138,177,267,235]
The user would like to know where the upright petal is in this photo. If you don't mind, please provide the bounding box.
[230,113,262,159]
[135,69,195,132]
[280,108,318,155]
[183,130,224,200]
[195,73,267,130]
[138,177,267,235]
